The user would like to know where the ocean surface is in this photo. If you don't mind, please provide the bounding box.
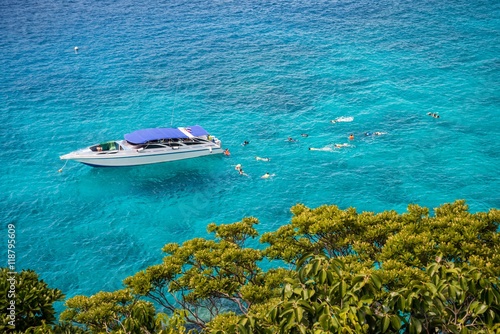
[1,0,499,304]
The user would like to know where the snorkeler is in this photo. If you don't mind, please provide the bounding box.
[330,116,354,123]
[241,140,250,146]
[309,146,335,152]
[255,156,271,162]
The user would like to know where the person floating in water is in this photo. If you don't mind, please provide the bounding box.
[309,146,334,152]
[287,137,298,142]
[241,140,250,146]
[427,112,440,119]
[235,164,242,171]
[365,131,386,136]
[255,156,271,162]
[349,134,354,140]
[330,116,354,123]
[239,169,248,176]
[301,133,309,137]
[261,172,274,179]
[224,148,230,156]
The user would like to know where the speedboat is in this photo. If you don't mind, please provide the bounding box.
[60,125,223,167]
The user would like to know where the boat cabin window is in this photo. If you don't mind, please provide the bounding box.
[144,144,167,149]
[182,138,207,145]
[91,141,121,152]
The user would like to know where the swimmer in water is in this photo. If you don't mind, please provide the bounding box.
[374,131,386,136]
[301,133,309,137]
[235,164,242,171]
[224,148,230,156]
[330,116,354,123]
[349,134,354,140]
[334,143,350,148]
[255,156,271,162]
[261,172,271,179]
[241,140,250,146]
[239,169,248,176]
[309,147,335,152]
[287,137,297,142]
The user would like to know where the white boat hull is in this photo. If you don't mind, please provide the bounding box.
[61,145,223,167]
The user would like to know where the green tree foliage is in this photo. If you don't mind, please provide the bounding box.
[124,217,287,330]
[11,201,498,333]
[261,203,405,265]
[0,268,64,333]
[381,201,500,268]
[399,260,500,333]
[239,255,500,334]
[60,289,165,334]
[262,200,500,287]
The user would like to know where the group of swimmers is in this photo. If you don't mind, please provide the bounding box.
[229,141,274,178]
[234,162,273,179]
[229,112,436,170]
[307,116,390,151]
[229,118,388,173]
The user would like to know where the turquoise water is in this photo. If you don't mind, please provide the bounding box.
[1,0,499,300]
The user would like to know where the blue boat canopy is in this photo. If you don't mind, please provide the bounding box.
[124,125,209,145]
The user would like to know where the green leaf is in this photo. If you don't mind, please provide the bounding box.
[459,276,468,291]
[339,280,346,298]
[390,315,402,330]
[382,316,390,332]
[409,317,422,334]
[370,273,382,290]
[448,284,457,299]
[486,288,494,305]
[475,303,488,315]
[312,258,321,276]
[319,269,327,284]
[352,274,365,286]
[427,263,439,277]
[319,314,330,330]
[295,307,304,323]
[284,284,293,298]
[237,323,249,334]
[469,300,480,313]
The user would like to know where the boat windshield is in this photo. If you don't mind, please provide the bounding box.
[91,141,121,152]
